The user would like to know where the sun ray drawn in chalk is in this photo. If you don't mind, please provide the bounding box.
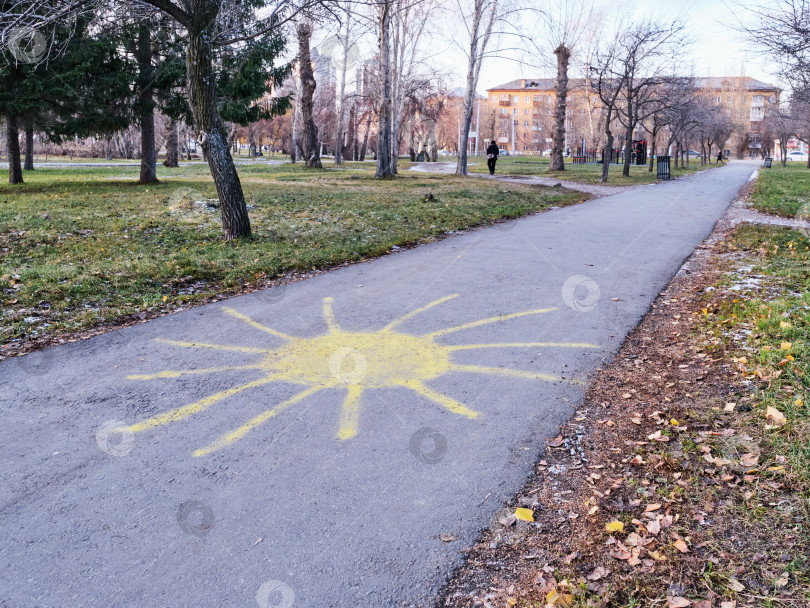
[127,297,598,456]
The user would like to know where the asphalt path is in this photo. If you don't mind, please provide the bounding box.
[0,161,758,607]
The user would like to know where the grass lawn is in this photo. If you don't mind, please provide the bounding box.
[458,154,715,185]
[0,160,586,353]
[750,161,810,217]
[708,224,810,488]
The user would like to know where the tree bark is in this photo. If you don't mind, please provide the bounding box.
[24,125,34,170]
[165,119,179,167]
[137,24,159,184]
[7,114,23,184]
[549,44,571,172]
[334,21,351,164]
[290,66,302,163]
[622,128,633,177]
[360,112,372,161]
[187,25,251,240]
[601,131,613,183]
[297,22,322,169]
[106,135,113,160]
[375,3,394,178]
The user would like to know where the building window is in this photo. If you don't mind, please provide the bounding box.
[714,96,721,103]
[513,108,518,114]
[533,96,541,102]
[492,95,497,102]
[500,108,508,115]
[768,95,775,103]
[750,106,764,120]
[524,121,529,127]
[525,96,530,102]
[513,95,519,102]
[524,108,530,115]
[752,94,764,105]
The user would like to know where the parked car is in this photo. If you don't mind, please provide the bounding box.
[541,149,552,156]
[786,151,809,161]
[498,148,511,156]
[438,150,451,156]
[687,150,701,158]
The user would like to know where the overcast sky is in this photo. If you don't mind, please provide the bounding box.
[448,0,782,92]
[313,0,783,95]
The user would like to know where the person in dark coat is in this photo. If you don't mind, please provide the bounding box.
[717,150,724,165]
[486,140,499,175]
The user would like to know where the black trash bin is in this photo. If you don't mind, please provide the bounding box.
[764,156,773,168]
[656,155,671,180]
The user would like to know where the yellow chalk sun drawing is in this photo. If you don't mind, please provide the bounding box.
[127,295,597,456]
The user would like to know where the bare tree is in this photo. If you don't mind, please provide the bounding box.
[453,0,500,176]
[612,19,686,178]
[532,1,594,172]
[374,0,394,177]
[333,15,354,164]
[297,20,322,168]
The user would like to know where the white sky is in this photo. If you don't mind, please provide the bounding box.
[312,0,784,95]
[472,1,781,91]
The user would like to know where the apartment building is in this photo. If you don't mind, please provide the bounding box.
[485,76,781,156]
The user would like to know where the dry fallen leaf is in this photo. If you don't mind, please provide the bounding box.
[674,539,689,553]
[766,406,787,426]
[781,341,793,350]
[693,601,712,608]
[727,577,745,592]
[740,453,759,467]
[648,550,667,561]
[720,601,736,608]
[586,566,609,581]
[546,436,564,448]
[645,503,662,512]
[605,520,624,533]
[646,519,661,535]
[499,514,517,527]
[667,596,691,607]
[515,508,534,522]
[439,533,456,542]
[622,393,632,399]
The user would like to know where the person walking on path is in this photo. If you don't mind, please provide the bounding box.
[486,140,499,175]
[717,150,725,165]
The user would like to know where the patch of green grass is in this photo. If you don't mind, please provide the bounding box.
[750,162,810,217]
[0,161,585,350]
[466,154,713,185]
[707,224,810,490]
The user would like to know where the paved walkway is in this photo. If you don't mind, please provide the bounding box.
[0,161,758,607]
[408,161,637,196]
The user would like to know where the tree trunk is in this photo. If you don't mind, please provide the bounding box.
[648,129,656,173]
[7,114,23,184]
[165,119,179,167]
[24,125,34,170]
[600,131,613,183]
[297,23,322,169]
[622,128,633,177]
[187,27,251,240]
[455,70,478,176]
[549,44,571,172]
[106,135,113,160]
[334,21,351,164]
[137,24,159,184]
[360,112,372,161]
[375,3,394,178]
[290,67,302,163]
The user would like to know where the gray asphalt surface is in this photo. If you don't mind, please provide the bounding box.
[0,161,757,608]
